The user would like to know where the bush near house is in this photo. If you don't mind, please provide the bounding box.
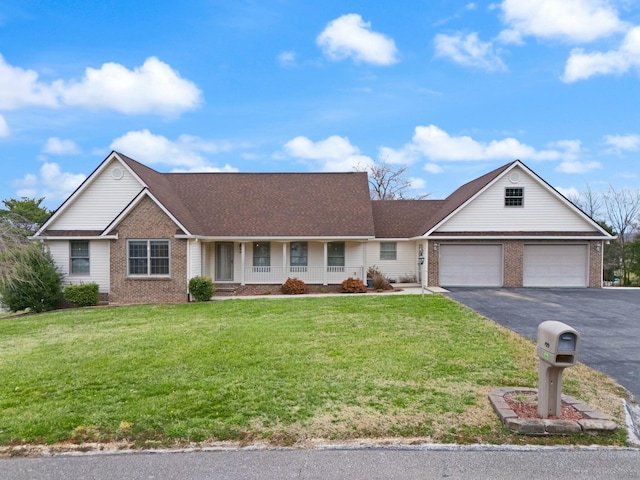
[368,265,393,291]
[281,277,307,294]
[188,276,215,302]
[0,242,62,313]
[64,283,99,307]
[341,277,367,293]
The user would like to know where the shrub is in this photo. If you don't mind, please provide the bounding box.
[341,277,367,293]
[367,265,393,291]
[189,276,215,302]
[281,277,307,294]
[64,283,99,307]
[0,242,62,313]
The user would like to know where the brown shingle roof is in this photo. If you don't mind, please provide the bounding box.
[371,200,445,238]
[118,153,375,237]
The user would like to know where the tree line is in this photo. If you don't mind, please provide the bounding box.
[567,185,640,286]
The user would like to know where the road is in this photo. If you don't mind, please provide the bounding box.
[1,446,640,480]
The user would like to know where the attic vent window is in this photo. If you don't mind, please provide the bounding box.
[505,187,524,207]
[112,167,124,180]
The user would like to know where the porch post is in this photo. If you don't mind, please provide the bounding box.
[323,242,328,286]
[240,242,246,286]
[282,242,287,283]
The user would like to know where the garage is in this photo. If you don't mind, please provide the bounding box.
[523,244,588,287]
[439,244,503,287]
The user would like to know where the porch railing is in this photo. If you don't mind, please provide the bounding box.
[242,265,365,285]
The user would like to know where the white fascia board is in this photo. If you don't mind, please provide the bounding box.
[426,235,613,240]
[103,189,191,236]
[31,235,118,241]
[34,151,147,237]
[174,235,375,241]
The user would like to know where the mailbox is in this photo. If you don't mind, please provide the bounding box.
[537,320,579,367]
[536,320,580,418]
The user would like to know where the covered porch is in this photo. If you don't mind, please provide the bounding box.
[199,239,368,285]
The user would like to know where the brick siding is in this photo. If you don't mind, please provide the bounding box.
[109,197,188,304]
[589,241,603,288]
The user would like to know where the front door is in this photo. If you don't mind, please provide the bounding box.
[215,242,234,281]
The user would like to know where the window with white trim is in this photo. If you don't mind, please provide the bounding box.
[253,242,271,272]
[380,242,397,260]
[290,242,308,272]
[128,240,170,276]
[70,240,90,275]
[327,242,345,271]
[505,187,524,207]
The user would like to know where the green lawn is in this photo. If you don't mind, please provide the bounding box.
[0,295,627,448]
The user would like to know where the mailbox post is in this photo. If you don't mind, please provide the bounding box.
[536,321,579,418]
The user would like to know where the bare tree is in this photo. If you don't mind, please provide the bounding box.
[603,185,640,285]
[567,184,603,221]
[361,161,429,200]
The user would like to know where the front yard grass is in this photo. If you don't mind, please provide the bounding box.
[0,295,628,449]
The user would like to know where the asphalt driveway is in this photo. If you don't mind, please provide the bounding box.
[444,288,640,401]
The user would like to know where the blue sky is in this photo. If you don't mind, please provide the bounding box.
[1,0,639,209]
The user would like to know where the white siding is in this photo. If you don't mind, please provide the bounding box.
[48,159,143,230]
[188,240,203,279]
[437,166,595,232]
[47,240,110,293]
[366,240,418,282]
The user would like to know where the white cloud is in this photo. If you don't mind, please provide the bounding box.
[0,55,201,116]
[283,135,374,171]
[0,114,9,137]
[409,124,573,161]
[555,186,581,200]
[317,14,399,66]
[13,162,86,201]
[424,163,444,174]
[556,160,601,173]
[278,50,297,67]
[563,26,640,82]
[57,57,202,115]
[110,129,235,171]
[409,177,427,190]
[603,133,640,153]
[0,54,58,110]
[434,32,507,71]
[42,137,81,155]
[498,0,625,44]
[378,145,417,165]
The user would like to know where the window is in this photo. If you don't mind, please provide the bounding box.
[290,242,308,272]
[253,242,271,271]
[327,242,345,269]
[128,240,170,276]
[70,241,90,275]
[505,187,524,207]
[380,242,397,260]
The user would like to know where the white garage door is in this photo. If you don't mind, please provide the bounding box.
[524,244,588,287]
[439,244,503,287]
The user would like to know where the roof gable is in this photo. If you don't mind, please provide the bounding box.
[431,161,611,236]
[35,152,145,236]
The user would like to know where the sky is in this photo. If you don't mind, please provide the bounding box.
[1,0,640,210]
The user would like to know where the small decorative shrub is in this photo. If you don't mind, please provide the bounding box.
[399,274,417,283]
[189,276,215,302]
[341,277,367,293]
[281,277,307,295]
[64,283,99,307]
